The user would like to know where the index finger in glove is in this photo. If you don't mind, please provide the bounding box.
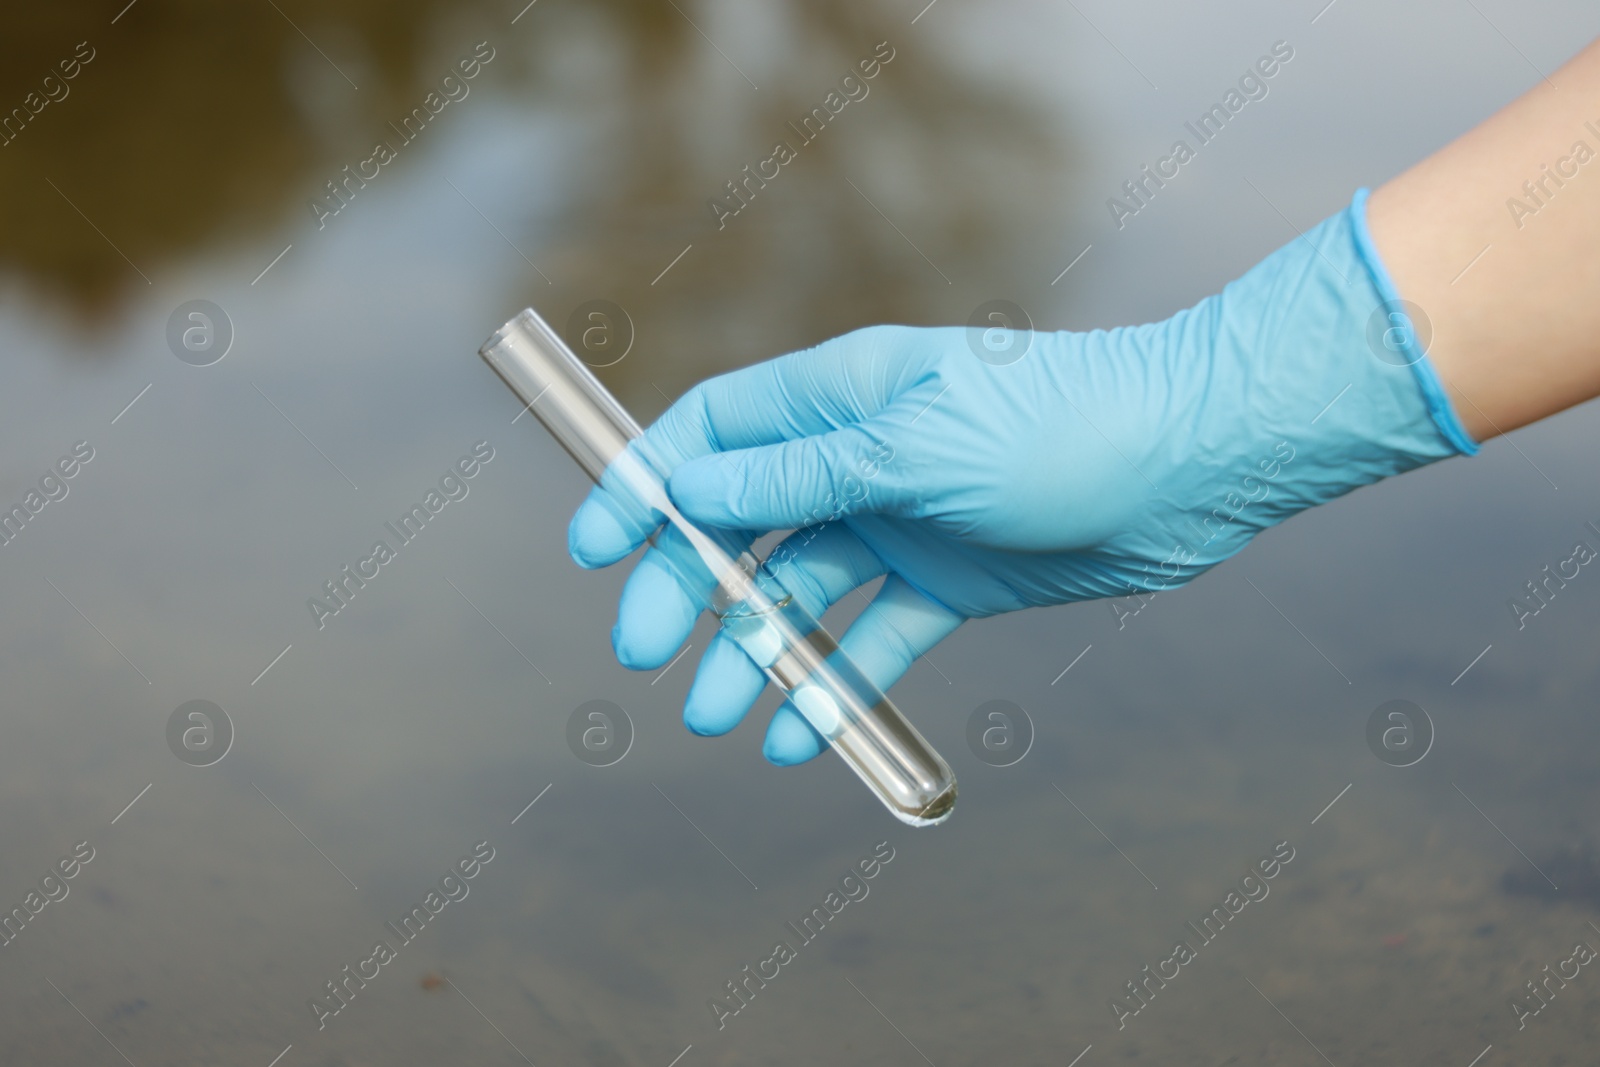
[568,326,930,569]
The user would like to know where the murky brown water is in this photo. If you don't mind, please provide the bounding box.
[1,1,1599,1064]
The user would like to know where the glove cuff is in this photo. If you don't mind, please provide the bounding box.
[1347,187,1479,457]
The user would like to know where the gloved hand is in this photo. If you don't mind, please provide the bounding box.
[568,189,1477,765]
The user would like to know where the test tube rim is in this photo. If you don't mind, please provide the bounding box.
[479,307,646,442]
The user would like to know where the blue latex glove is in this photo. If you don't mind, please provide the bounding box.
[568,189,1477,765]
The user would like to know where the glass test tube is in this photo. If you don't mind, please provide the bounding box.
[479,309,958,826]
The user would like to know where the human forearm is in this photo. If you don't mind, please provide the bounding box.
[1369,36,1600,441]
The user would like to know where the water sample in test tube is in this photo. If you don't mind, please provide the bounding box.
[479,309,958,826]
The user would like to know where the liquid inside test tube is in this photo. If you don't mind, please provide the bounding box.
[479,308,957,826]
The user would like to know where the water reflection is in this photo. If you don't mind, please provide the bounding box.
[2,0,1060,401]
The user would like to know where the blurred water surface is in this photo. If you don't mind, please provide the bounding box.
[3,1,1600,1064]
